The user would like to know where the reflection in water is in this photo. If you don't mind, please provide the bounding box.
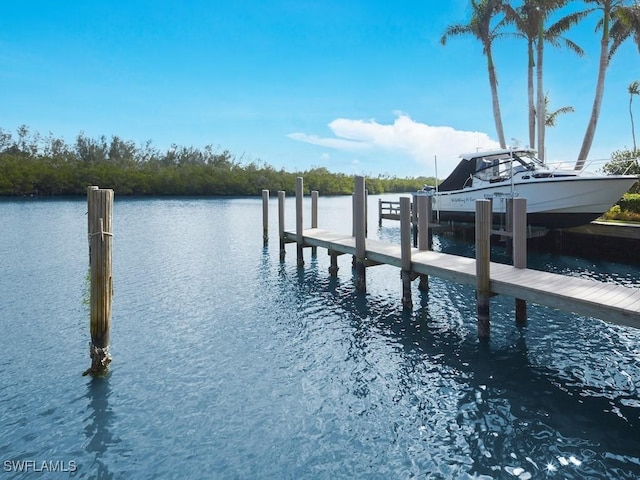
[273,251,640,478]
[84,376,115,480]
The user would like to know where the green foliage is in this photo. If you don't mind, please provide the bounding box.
[601,193,640,222]
[618,193,640,213]
[602,148,640,193]
[0,127,434,197]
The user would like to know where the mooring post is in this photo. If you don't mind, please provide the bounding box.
[84,186,114,376]
[311,190,318,256]
[400,197,413,309]
[378,198,382,227]
[278,191,286,260]
[354,176,367,292]
[262,189,269,246]
[296,177,304,267]
[476,199,491,339]
[351,193,359,268]
[427,194,433,250]
[417,195,429,292]
[365,188,369,236]
[411,199,418,247]
[505,198,513,258]
[328,250,339,276]
[513,197,527,325]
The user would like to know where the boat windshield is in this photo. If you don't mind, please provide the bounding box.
[474,151,544,182]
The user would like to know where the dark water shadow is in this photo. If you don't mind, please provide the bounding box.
[83,376,116,480]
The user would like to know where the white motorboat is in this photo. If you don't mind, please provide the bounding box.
[417,148,638,229]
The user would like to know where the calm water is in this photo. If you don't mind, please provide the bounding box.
[1,195,639,480]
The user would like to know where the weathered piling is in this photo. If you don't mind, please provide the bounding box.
[278,191,286,260]
[296,177,304,267]
[329,250,340,276]
[417,195,430,291]
[412,199,418,247]
[400,197,413,309]
[475,199,491,339]
[512,198,527,324]
[262,189,269,246]
[84,186,114,376]
[505,198,513,257]
[311,190,318,256]
[354,176,367,292]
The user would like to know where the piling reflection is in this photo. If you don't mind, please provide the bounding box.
[264,224,640,477]
[84,376,115,479]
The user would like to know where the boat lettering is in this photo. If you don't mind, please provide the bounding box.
[451,196,475,204]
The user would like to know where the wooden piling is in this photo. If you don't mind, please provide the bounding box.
[476,199,491,339]
[296,177,304,267]
[505,198,513,257]
[354,176,366,292]
[417,195,429,292]
[262,189,269,246]
[311,190,318,256]
[411,199,418,247]
[278,191,286,260]
[351,193,356,268]
[512,198,527,325]
[84,186,114,376]
[365,188,369,236]
[329,250,339,276]
[400,197,413,309]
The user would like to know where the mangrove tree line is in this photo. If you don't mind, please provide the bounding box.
[0,126,434,197]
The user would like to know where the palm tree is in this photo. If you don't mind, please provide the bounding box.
[543,94,575,127]
[629,80,640,150]
[504,1,586,161]
[576,0,640,169]
[503,1,539,150]
[441,0,509,148]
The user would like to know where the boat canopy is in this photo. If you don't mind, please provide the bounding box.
[437,149,543,192]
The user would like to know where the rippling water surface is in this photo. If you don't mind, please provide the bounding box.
[1,195,639,479]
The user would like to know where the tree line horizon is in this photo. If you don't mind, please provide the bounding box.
[441,0,640,167]
[0,126,434,197]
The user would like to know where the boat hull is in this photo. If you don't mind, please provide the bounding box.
[428,176,638,229]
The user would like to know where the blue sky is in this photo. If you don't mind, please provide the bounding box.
[2,0,639,177]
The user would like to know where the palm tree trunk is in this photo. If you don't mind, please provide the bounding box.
[486,48,506,148]
[631,93,637,151]
[536,20,546,161]
[528,40,536,149]
[576,3,611,169]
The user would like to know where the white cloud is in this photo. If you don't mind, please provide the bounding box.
[287,132,370,151]
[289,113,500,176]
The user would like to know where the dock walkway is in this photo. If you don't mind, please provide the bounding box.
[284,227,640,330]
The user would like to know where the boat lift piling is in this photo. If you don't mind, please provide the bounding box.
[296,178,304,267]
[278,191,286,260]
[512,198,528,325]
[354,176,367,293]
[416,195,430,291]
[476,200,492,339]
[400,197,413,309]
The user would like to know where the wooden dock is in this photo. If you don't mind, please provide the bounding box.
[264,177,640,337]
[283,228,640,330]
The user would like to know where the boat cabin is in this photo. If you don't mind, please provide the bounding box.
[437,149,544,192]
